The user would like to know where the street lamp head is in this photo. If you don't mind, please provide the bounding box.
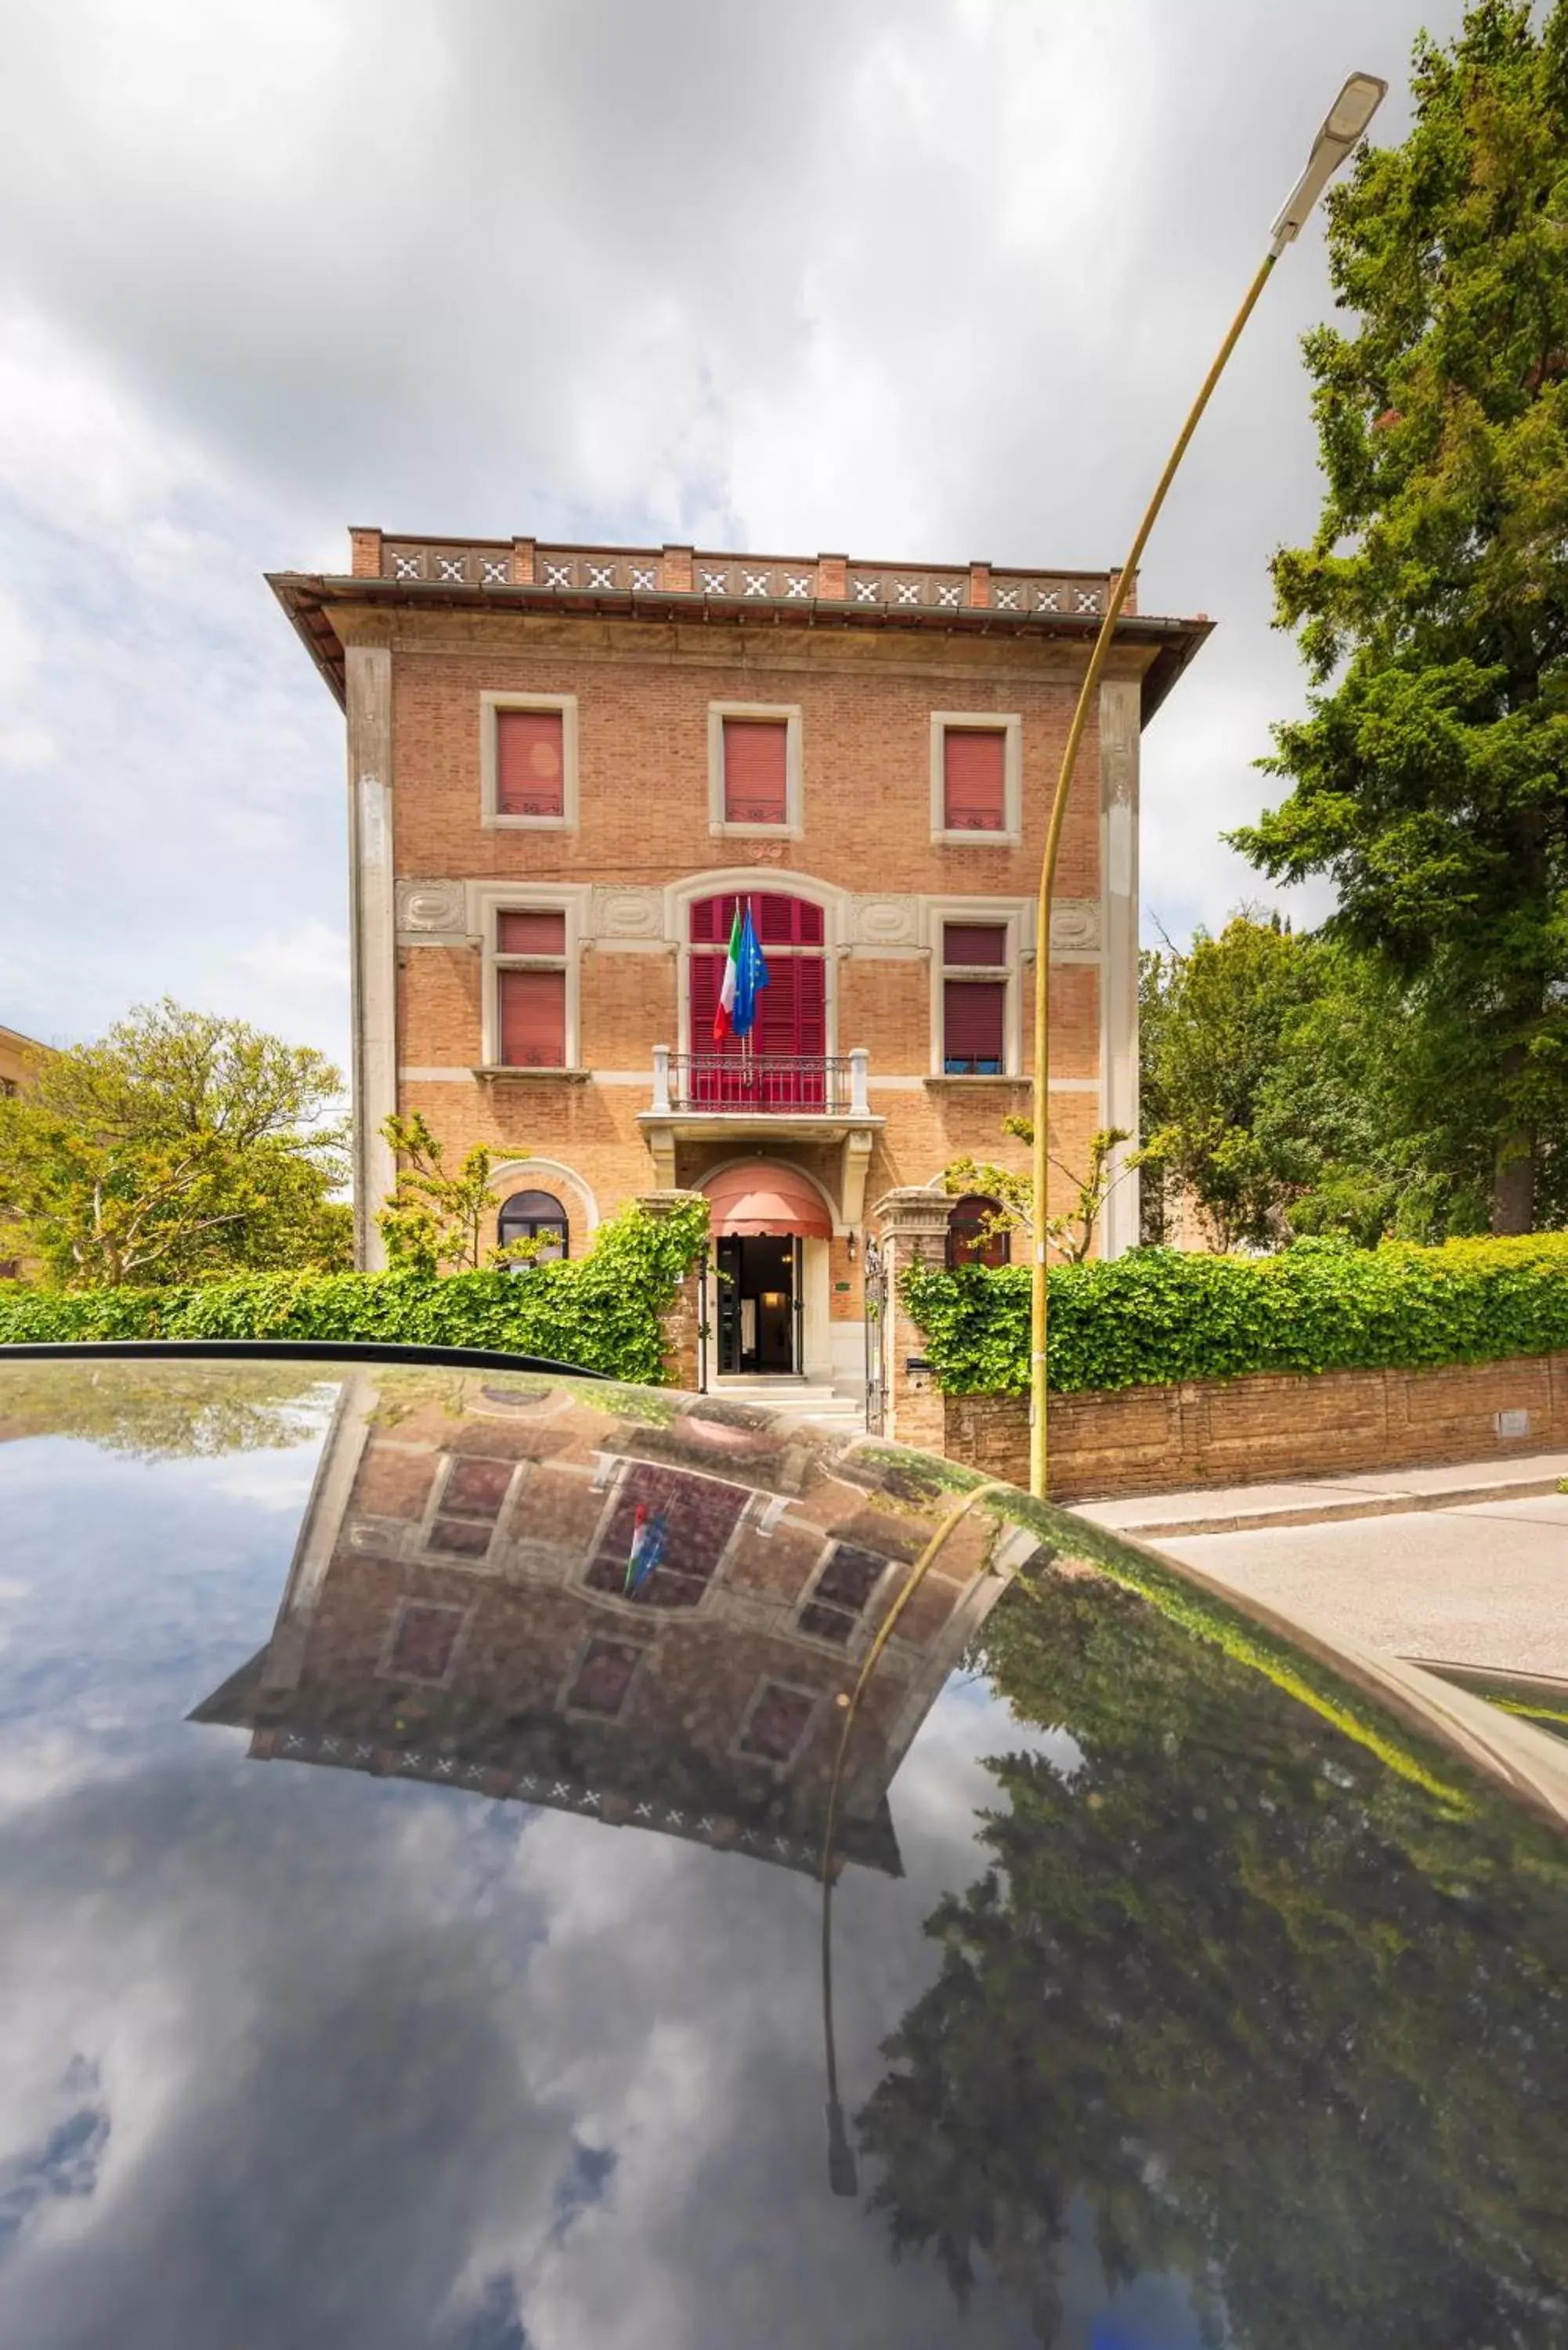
[1270,70,1389,253]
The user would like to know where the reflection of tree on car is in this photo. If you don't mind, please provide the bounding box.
[857,1572,1568,2348]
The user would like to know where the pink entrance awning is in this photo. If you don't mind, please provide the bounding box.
[702,1162,833,1239]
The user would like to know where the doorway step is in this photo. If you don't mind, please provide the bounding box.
[712,1376,866,1434]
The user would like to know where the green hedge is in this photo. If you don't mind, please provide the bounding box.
[901,1233,1568,1396]
[0,1197,709,1389]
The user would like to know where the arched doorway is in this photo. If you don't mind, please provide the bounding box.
[702,1162,833,1376]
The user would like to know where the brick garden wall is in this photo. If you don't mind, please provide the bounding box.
[940,1352,1568,1501]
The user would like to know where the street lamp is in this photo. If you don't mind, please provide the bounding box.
[1026,71,1388,1502]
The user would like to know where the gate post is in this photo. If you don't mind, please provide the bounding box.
[634,1188,709,1392]
[870,1188,952,1455]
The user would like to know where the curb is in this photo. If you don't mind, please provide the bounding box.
[1110,1473,1568,1542]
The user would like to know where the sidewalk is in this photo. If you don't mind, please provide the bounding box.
[1074,1449,1568,1540]
[1074,1453,1568,1683]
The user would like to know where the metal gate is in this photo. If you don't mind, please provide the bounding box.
[862,1235,887,1434]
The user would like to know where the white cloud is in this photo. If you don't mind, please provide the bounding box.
[0,0,1443,1071]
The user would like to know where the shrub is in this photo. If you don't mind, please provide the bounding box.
[901,1232,1568,1396]
[0,1197,709,1389]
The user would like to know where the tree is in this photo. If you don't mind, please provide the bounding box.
[1232,0,1568,1235]
[375,1112,539,1275]
[0,1000,350,1287]
[941,1120,1133,1263]
[1138,913,1323,1250]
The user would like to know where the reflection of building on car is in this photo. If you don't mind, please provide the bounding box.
[193,1374,1028,1877]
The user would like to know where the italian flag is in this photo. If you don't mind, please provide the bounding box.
[712,901,767,1042]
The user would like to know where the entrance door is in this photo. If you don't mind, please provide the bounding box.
[715,1235,797,1374]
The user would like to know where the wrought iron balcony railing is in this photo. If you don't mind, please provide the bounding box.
[651,1047,870,1118]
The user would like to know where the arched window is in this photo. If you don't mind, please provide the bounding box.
[497,1188,569,1266]
[946,1195,1009,1269]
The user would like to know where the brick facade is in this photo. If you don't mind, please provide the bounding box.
[271,533,1209,1394]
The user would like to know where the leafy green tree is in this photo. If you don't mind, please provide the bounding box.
[1234,0,1568,1235]
[941,1121,1133,1263]
[0,1000,350,1287]
[376,1111,540,1275]
[1138,913,1323,1249]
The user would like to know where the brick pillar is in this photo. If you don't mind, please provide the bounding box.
[349,527,382,577]
[816,553,847,599]
[511,537,536,584]
[966,560,990,609]
[662,545,695,593]
[872,1187,952,1455]
[1111,565,1136,614]
[635,1188,709,1390]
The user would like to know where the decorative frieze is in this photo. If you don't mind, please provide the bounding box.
[847,895,920,947]
[590,885,664,940]
[1050,899,1100,953]
[396,880,468,938]
[375,536,1115,621]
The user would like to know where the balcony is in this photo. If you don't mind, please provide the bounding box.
[640,1046,883,1221]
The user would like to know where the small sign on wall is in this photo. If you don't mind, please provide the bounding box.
[1495,1407,1530,1440]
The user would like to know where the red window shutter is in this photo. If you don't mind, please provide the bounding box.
[690,953,724,1044]
[943,729,1006,831]
[944,980,1005,1069]
[756,893,823,945]
[692,893,824,946]
[943,923,1006,967]
[497,710,565,816]
[500,969,565,1066]
[722,720,788,824]
[497,909,565,955]
[690,896,734,945]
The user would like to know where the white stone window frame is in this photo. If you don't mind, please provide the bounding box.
[731,1675,820,1770]
[414,1451,527,1572]
[667,866,841,1059]
[793,1536,898,1657]
[376,1597,473,1690]
[923,897,1027,1078]
[707,700,804,840]
[470,881,589,1071]
[929,710,1023,847]
[480,689,580,832]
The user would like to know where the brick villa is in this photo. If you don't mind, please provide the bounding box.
[270,530,1209,1400]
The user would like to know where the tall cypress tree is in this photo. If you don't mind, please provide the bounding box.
[1234,1,1568,1231]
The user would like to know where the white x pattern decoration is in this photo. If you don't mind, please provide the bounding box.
[742,571,769,595]
[1036,588,1060,612]
[437,557,464,581]
[630,566,656,590]
[895,582,920,604]
[853,579,880,602]
[783,575,811,598]
[937,583,961,607]
[393,554,421,579]
[995,587,1021,611]
[586,565,614,590]
[1075,588,1100,613]
[700,569,727,593]
[482,560,508,584]
[544,563,572,588]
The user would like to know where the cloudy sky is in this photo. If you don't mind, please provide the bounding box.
[0,0,1450,1074]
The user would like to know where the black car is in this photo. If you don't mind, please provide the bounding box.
[0,1348,1564,2349]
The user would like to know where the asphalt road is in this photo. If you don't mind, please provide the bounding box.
[1154,1491,1568,1680]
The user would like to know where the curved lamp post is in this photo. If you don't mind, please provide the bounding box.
[1027,70,1389,1500]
